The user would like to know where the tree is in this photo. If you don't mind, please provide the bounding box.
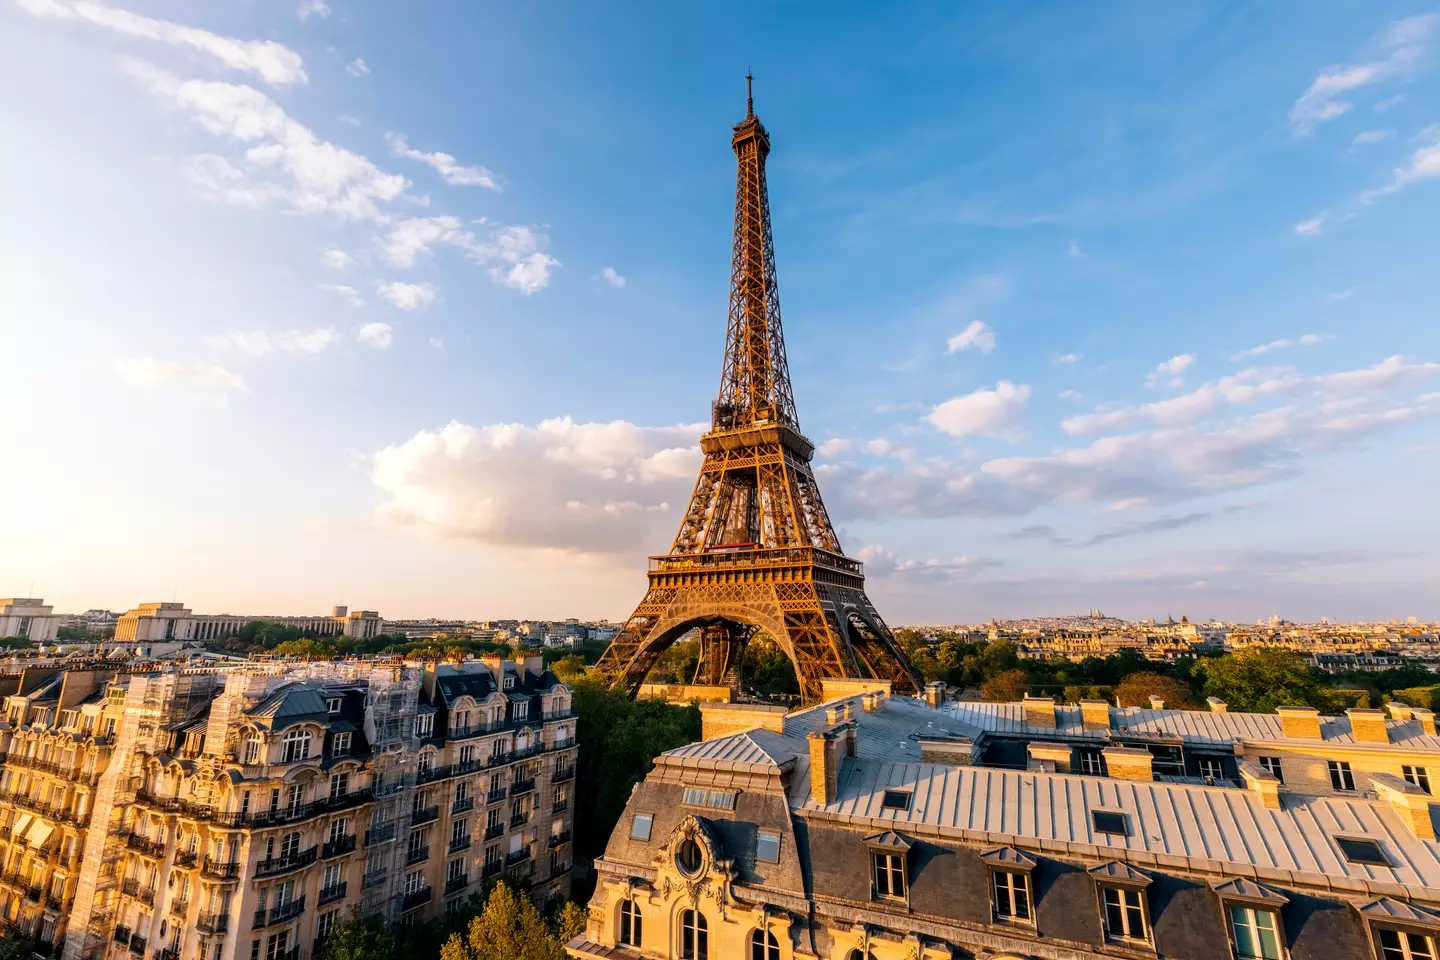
[553,901,586,944]
[551,654,588,682]
[981,669,1029,702]
[0,935,37,960]
[1114,672,1197,709]
[312,909,398,960]
[1195,648,1321,714]
[440,882,568,960]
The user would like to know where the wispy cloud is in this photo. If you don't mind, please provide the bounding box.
[296,0,329,22]
[379,217,559,293]
[319,284,364,307]
[112,357,248,392]
[1229,333,1327,361]
[207,327,340,356]
[384,132,498,190]
[601,266,626,288]
[345,57,369,77]
[1146,353,1194,388]
[945,320,995,354]
[1327,288,1361,302]
[322,249,355,270]
[17,0,307,86]
[1361,124,1440,203]
[1352,129,1394,148]
[377,281,437,311]
[1055,353,1079,365]
[1289,13,1438,134]
[1294,213,1326,237]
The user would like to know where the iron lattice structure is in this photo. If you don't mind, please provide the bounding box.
[597,80,923,702]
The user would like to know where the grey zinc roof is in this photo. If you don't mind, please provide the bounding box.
[244,684,329,728]
[662,728,796,771]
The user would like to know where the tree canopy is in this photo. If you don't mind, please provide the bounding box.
[1195,648,1320,713]
[1114,671,1198,709]
[313,908,399,960]
[439,882,569,960]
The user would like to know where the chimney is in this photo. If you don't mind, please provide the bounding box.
[807,729,844,804]
[924,681,946,709]
[863,693,883,713]
[1238,761,1281,809]
[1079,699,1111,732]
[1148,696,1165,710]
[1371,773,1437,840]
[1276,705,1322,740]
[1414,707,1437,737]
[826,706,843,725]
[1025,741,1073,773]
[1023,694,1057,729]
[1206,697,1227,714]
[842,700,854,722]
[1101,746,1154,781]
[1346,708,1390,744]
[1387,702,1414,722]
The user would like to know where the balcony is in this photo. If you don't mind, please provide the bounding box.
[254,846,317,878]
[318,881,347,905]
[452,796,474,815]
[321,834,357,859]
[44,895,61,912]
[209,788,376,829]
[401,886,432,912]
[484,822,504,841]
[548,830,571,848]
[542,709,575,722]
[410,805,440,826]
[120,879,139,897]
[124,833,166,859]
[486,789,507,804]
[196,913,228,935]
[509,812,530,829]
[552,801,568,814]
[129,935,147,955]
[406,845,429,865]
[254,895,305,928]
[448,835,471,853]
[551,767,574,783]
[24,887,40,904]
[275,948,301,960]
[201,858,240,881]
[138,887,156,907]
[505,846,532,865]
[169,898,190,918]
[174,850,198,868]
[365,823,396,846]
[444,874,469,896]
[157,949,179,960]
[482,860,502,878]
[112,926,130,946]
[510,779,535,798]
[362,871,387,890]
[552,737,577,751]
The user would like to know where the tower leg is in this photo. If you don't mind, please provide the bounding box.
[692,622,754,692]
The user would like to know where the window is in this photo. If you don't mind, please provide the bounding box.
[243,735,263,764]
[756,830,781,863]
[332,732,352,755]
[328,818,349,843]
[618,899,642,947]
[1258,756,1284,782]
[447,858,465,882]
[1092,811,1128,836]
[750,928,779,960]
[451,819,469,844]
[1380,929,1438,960]
[326,698,342,715]
[416,715,433,738]
[491,740,506,760]
[405,870,423,895]
[418,753,432,776]
[322,863,341,889]
[992,870,1030,921]
[1328,760,1355,791]
[280,832,300,860]
[503,676,515,691]
[459,744,475,765]
[1079,750,1104,776]
[880,790,912,811]
[514,701,528,720]
[1102,887,1148,942]
[265,932,288,960]
[872,852,906,899]
[329,773,349,800]
[630,814,653,841]
[679,909,707,960]
[1335,836,1389,866]
[484,845,500,867]
[315,910,337,942]
[487,808,501,830]
[1199,758,1224,780]
[1228,905,1283,960]
[676,839,704,877]
[281,730,311,764]
[1405,766,1432,794]
[681,788,736,811]
[455,781,470,803]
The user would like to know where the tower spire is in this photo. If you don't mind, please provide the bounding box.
[746,70,754,118]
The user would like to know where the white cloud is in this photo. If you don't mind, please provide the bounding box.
[1289,14,1438,134]
[1058,389,1083,401]
[428,337,444,350]
[380,216,472,267]
[378,218,557,293]
[853,544,994,579]
[123,61,407,220]
[927,380,1030,439]
[601,266,626,288]
[1229,334,1327,361]
[1314,354,1440,393]
[358,322,393,349]
[483,225,559,294]
[338,114,361,127]
[322,249,355,270]
[1294,213,1326,237]
[1146,353,1195,388]
[345,57,369,77]
[384,132,498,190]
[370,418,703,553]
[319,284,364,306]
[1361,125,1440,202]
[816,438,853,457]
[944,320,995,354]
[1055,353,1078,365]
[112,357,247,392]
[206,327,340,356]
[297,0,329,21]
[18,0,307,86]
[376,281,437,311]
[1375,94,1406,113]
[1327,288,1360,302]
[1066,242,1083,259]
[1352,129,1393,147]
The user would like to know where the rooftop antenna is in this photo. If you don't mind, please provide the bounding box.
[746,69,754,118]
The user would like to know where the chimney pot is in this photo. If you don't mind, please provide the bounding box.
[1149,696,1165,710]
[1346,707,1390,744]
[1276,705,1322,740]
[1079,699,1111,732]
[1023,694,1057,729]
[1206,697,1227,713]
[1414,707,1437,736]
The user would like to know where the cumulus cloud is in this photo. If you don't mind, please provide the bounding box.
[377,281,437,311]
[297,0,328,21]
[112,357,247,392]
[1289,13,1438,134]
[379,217,559,293]
[370,418,703,553]
[853,544,996,579]
[1064,367,1307,434]
[1229,334,1327,361]
[123,60,407,220]
[601,266,626,288]
[1056,353,1078,365]
[384,132,498,189]
[345,57,369,77]
[944,320,995,354]
[927,380,1030,439]
[207,327,340,355]
[1146,353,1195,388]
[322,249,354,270]
[816,438,853,457]
[319,284,364,306]
[18,0,307,86]
[358,322,393,349]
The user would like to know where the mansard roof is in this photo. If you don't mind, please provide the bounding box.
[244,684,329,730]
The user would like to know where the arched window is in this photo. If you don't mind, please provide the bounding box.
[618,899,641,947]
[281,729,311,763]
[244,734,262,765]
[680,909,707,960]
[750,928,779,960]
[845,952,876,960]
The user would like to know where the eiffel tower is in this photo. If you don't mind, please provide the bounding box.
[596,79,923,703]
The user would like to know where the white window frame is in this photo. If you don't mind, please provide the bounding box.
[1199,758,1224,780]
[281,729,311,764]
[618,899,642,947]
[1227,904,1284,960]
[332,731,351,755]
[1404,766,1432,794]
[1328,759,1355,791]
[1079,750,1104,776]
[872,851,906,899]
[1258,756,1283,782]
[1380,928,1438,960]
[1101,886,1148,942]
[992,869,1031,921]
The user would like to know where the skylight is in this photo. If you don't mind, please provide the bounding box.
[1335,836,1389,866]
[881,790,913,811]
[1092,811,1129,836]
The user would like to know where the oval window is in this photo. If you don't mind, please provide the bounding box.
[676,838,704,877]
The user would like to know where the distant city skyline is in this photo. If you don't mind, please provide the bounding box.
[2,3,1438,623]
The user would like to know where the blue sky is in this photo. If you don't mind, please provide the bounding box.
[2,1,1438,624]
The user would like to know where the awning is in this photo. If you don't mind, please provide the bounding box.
[10,814,33,838]
[24,822,53,849]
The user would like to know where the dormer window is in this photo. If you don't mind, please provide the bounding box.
[1213,877,1288,960]
[416,715,433,738]
[503,677,515,691]
[863,831,911,902]
[281,729,311,764]
[1379,930,1437,960]
[244,735,262,765]
[332,731,351,756]
[1089,860,1153,945]
[513,702,528,721]
[326,698,342,715]
[981,846,1037,923]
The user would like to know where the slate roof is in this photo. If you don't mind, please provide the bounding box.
[244,684,329,729]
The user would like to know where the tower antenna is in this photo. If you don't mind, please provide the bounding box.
[746,70,754,118]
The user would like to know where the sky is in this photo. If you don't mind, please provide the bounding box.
[2,2,1439,625]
